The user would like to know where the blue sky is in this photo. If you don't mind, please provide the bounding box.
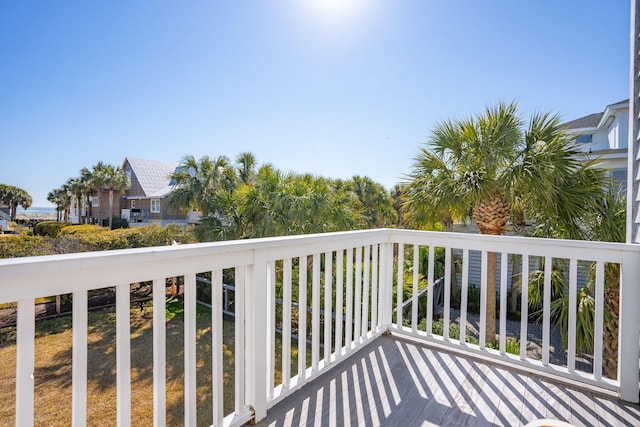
[0,1,631,207]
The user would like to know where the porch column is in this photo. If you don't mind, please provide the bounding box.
[628,0,640,243]
[619,250,640,402]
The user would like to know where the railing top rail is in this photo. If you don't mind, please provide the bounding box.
[0,229,391,302]
[1,227,638,303]
[388,228,639,262]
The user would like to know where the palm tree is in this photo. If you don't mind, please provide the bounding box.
[66,178,85,223]
[168,155,238,214]
[0,185,32,220]
[102,165,130,229]
[403,102,605,344]
[47,188,70,222]
[240,168,362,238]
[236,152,257,185]
[340,176,396,228]
[527,181,625,379]
[89,161,110,225]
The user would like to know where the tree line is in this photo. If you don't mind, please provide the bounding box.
[47,161,131,229]
[166,152,400,241]
[0,184,32,221]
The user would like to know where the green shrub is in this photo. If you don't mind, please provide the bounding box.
[2,222,196,257]
[60,224,108,236]
[34,221,70,238]
[0,235,54,258]
[111,217,129,230]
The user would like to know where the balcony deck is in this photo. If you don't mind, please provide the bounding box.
[2,228,640,426]
[255,334,640,427]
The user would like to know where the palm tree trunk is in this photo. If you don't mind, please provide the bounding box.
[603,266,620,380]
[108,189,114,229]
[97,189,103,225]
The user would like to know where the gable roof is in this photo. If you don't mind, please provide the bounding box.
[563,99,629,132]
[563,113,604,131]
[124,157,179,198]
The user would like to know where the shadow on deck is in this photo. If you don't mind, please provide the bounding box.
[252,335,640,427]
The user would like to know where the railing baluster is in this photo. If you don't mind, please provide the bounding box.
[324,252,333,365]
[116,284,131,427]
[267,261,276,398]
[520,255,529,360]
[282,259,292,388]
[499,253,508,354]
[444,247,451,340]
[345,249,353,350]
[426,246,434,337]
[335,250,344,357]
[234,267,248,414]
[361,245,370,339]
[567,259,578,373]
[371,244,379,332]
[312,254,321,372]
[396,244,404,328]
[16,299,35,427]
[542,256,552,366]
[380,242,394,328]
[479,251,488,348]
[72,290,88,427]
[211,271,223,427]
[184,274,197,427]
[298,257,308,379]
[411,244,419,333]
[152,279,166,427]
[594,261,605,380]
[460,249,469,345]
[354,247,363,342]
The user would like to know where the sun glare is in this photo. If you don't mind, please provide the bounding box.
[300,0,367,26]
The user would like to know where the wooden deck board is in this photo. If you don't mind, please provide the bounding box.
[253,335,640,427]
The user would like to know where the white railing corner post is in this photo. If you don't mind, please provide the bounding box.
[246,248,269,422]
[619,250,640,403]
[380,240,394,329]
[16,299,35,427]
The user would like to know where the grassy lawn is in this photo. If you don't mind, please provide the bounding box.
[0,299,300,427]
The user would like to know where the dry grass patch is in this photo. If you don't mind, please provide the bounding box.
[0,299,281,427]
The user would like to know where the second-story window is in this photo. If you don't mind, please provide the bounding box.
[151,199,160,213]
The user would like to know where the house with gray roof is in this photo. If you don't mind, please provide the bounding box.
[564,99,629,189]
[93,157,197,227]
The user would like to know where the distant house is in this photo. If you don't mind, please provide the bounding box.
[564,99,629,190]
[86,157,198,227]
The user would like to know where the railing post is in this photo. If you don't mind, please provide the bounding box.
[619,250,640,403]
[16,299,35,427]
[246,248,268,422]
[379,241,394,329]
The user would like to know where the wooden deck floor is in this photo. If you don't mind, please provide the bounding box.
[253,334,640,427]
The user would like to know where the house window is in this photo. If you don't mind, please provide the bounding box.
[91,196,99,207]
[151,199,160,213]
[575,134,592,144]
[131,200,136,209]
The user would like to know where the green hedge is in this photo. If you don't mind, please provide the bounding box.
[0,235,54,258]
[34,221,71,238]
[2,224,197,258]
[60,224,109,236]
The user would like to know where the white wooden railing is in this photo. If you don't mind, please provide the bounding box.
[1,229,639,426]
